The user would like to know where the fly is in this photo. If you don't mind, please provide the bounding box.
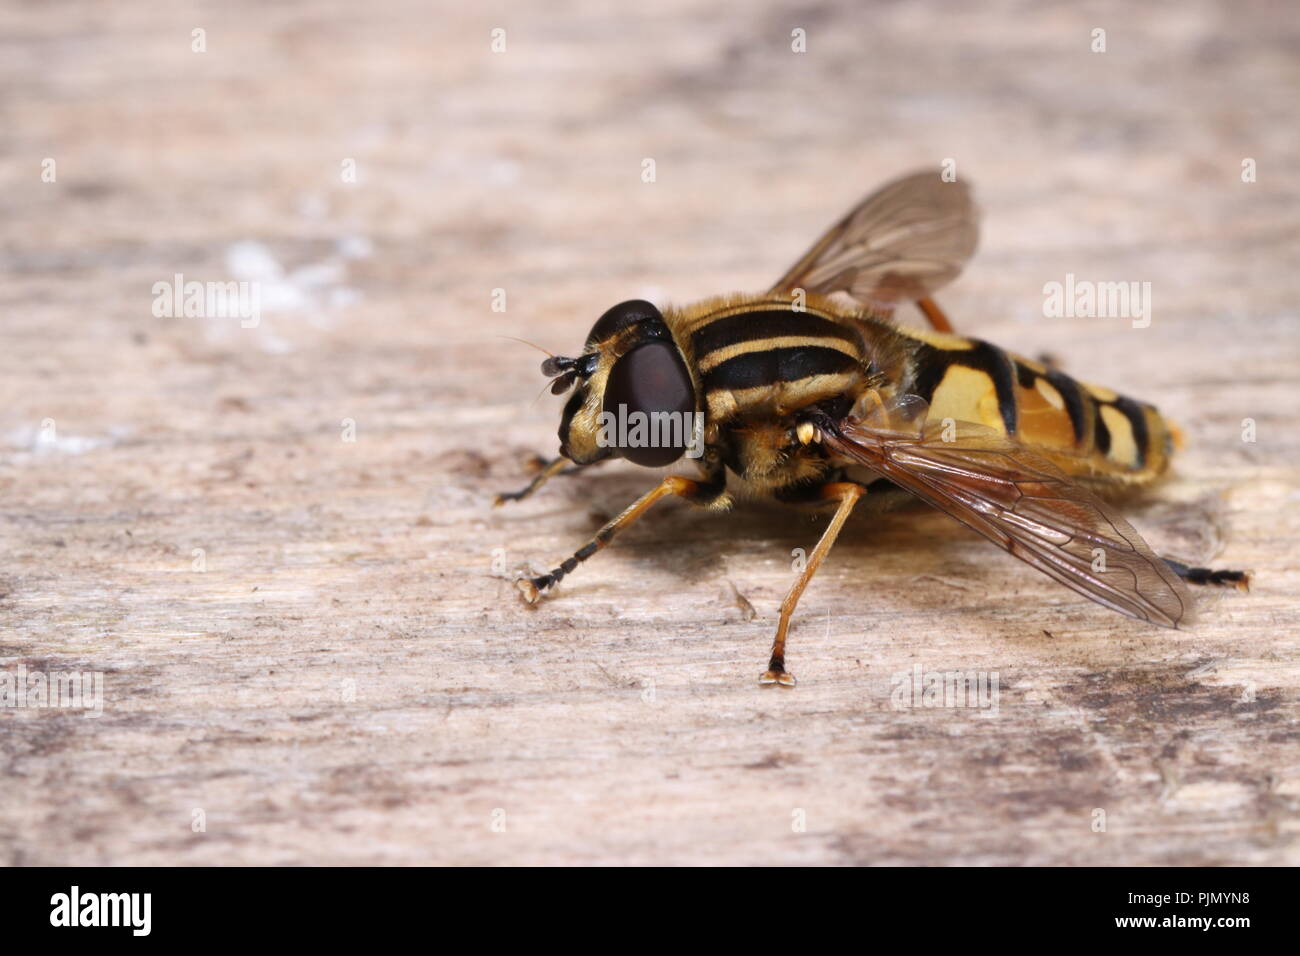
[497,170,1250,685]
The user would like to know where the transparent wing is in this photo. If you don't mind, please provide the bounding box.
[820,414,1194,628]
[770,170,979,310]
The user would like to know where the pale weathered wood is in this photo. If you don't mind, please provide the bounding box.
[0,0,1297,865]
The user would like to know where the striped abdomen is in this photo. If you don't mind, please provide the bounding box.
[888,325,1177,485]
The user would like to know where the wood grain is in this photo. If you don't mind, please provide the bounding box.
[0,0,1297,865]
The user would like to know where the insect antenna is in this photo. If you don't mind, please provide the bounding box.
[499,335,556,358]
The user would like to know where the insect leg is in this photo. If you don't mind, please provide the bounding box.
[916,296,955,333]
[494,456,595,506]
[517,473,722,603]
[762,481,865,687]
[1164,558,1251,591]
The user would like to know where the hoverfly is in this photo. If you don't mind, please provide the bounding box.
[498,170,1249,686]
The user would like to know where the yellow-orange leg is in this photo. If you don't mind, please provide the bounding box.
[517,475,703,602]
[916,296,955,333]
[494,456,586,507]
[761,482,865,687]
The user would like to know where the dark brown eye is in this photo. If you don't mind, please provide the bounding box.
[602,341,696,467]
[587,299,662,346]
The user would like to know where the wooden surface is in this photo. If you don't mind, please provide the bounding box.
[1,0,1297,866]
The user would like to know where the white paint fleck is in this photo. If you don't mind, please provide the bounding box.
[215,239,368,351]
[3,424,132,455]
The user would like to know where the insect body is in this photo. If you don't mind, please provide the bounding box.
[500,171,1248,685]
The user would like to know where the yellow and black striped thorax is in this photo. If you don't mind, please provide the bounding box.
[665,296,873,426]
[882,324,1178,484]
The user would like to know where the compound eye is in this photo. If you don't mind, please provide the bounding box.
[602,341,696,467]
[586,299,663,346]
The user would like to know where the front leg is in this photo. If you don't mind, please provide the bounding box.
[517,464,727,603]
[494,455,601,507]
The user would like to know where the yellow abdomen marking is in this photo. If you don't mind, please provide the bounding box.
[926,364,1009,434]
[1099,405,1140,468]
[890,324,1178,487]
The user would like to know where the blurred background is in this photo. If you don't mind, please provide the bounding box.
[0,1,1296,865]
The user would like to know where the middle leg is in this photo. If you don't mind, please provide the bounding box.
[762,481,865,687]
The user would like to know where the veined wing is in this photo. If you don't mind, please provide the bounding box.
[819,414,1194,627]
[770,170,978,311]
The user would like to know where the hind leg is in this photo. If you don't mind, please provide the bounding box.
[1165,558,1251,592]
[916,296,955,333]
